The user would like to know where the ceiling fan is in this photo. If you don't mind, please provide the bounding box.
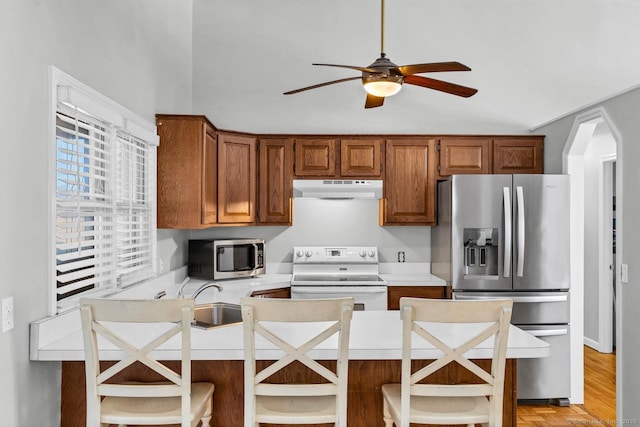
[283,0,478,108]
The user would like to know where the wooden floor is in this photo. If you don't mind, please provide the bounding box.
[516,345,616,426]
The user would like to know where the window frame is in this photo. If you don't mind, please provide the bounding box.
[48,66,159,315]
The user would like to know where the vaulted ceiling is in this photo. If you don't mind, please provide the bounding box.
[191,0,640,135]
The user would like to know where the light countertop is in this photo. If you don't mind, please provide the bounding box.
[30,268,546,362]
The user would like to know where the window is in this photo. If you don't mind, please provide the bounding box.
[50,67,158,314]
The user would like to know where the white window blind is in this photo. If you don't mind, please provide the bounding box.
[52,67,157,313]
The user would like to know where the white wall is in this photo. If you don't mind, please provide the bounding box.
[0,1,193,425]
[535,88,640,420]
[190,199,430,265]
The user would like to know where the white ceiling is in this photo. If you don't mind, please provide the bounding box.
[191,0,640,135]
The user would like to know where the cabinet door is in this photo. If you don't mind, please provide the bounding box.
[438,138,491,177]
[217,133,256,224]
[387,286,446,310]
[250,287,291,299]
[383,139,437,225]
[492,137,544,174]
[293,138,338,177]
[258,138,293,225]
[157,115,213,229]
[340,139,384,177]
[201,126,217,225]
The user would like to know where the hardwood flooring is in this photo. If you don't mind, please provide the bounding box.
[516,345,616,426]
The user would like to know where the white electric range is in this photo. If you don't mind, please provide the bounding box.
[290,246,388,310]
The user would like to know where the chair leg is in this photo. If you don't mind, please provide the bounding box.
[382,398,394,427]
[200,396,213,427]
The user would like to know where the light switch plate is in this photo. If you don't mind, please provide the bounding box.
[621,264,629,284]
[2,297,14,332]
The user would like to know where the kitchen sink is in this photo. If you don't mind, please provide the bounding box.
[192,302,242,329]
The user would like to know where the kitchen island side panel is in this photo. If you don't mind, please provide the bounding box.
[61,359,516,427]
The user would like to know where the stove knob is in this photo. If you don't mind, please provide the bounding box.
[359,250,366,258]
[305,250,313,257]
[368,250,376,258]
[296,250,304,258]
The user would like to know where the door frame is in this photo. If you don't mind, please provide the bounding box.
[598,155,616,353]
[562,106,623,408]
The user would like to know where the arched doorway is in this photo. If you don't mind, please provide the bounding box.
[563,106,621,414]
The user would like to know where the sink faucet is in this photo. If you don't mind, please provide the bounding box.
[176,277,192,298]
[175,277,223,300]
[191,282,224,300]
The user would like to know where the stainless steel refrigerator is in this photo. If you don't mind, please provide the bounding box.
[432,174,571,405]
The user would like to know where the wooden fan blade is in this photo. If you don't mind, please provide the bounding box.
[283,76,362,95]
[403,75,478,98]
[365,93,385,109]
[313,63,381,74]
[395,61,471,76]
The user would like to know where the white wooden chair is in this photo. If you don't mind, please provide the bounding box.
[382,297,513,427]
[79,298,215,427]
[241,297,354,427]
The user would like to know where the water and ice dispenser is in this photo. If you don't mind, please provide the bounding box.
[463,228,499,278]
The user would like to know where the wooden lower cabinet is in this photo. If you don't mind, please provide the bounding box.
[387,285,446,310]
[61,359,516,427]
[250,287,291,299]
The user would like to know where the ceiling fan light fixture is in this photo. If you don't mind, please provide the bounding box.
[363,75,403,97]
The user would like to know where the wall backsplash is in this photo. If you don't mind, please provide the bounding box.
[187,199,430,265]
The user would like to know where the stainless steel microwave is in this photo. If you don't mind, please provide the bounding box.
[188,239,265,280]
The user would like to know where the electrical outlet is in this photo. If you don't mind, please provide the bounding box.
[2,297,14,332]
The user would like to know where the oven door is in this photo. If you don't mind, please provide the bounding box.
[290,286,388,311]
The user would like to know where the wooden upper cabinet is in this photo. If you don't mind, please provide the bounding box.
[438,138,491,177]
[258,138,293,225]
[293,138,337,177]
[383,139,437,225]
[156,115,217,229]
[340,139,384,177]
[293,138,384,178]
[217,132,257,224]
[493,137,544,174]
[201,126,218,225]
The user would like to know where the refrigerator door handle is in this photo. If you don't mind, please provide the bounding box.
[516,186,525,277]
[503,187,511,278]
[453,294,568,303]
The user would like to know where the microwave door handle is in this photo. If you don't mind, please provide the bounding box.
[253,243,259,268]
[503,187,511,278]
[516,186,525,277]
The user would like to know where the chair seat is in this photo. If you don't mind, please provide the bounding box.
[381,384,490,425]
[256,395,337,424]
[101,382,214,425]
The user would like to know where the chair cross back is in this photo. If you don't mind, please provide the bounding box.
[80,297,215,427]
[252,319,342,389]
[241,297,354,426]
[408,316,502,393]
[382,297,513,427]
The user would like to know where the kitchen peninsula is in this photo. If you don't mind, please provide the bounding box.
[31,272,549,427]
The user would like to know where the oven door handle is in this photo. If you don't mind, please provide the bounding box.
[291,286,388,294]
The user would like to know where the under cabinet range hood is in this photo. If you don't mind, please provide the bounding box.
[293,179,383,199]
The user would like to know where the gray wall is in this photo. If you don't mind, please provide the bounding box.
[535,88,640,420]
[0,1,193,425]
